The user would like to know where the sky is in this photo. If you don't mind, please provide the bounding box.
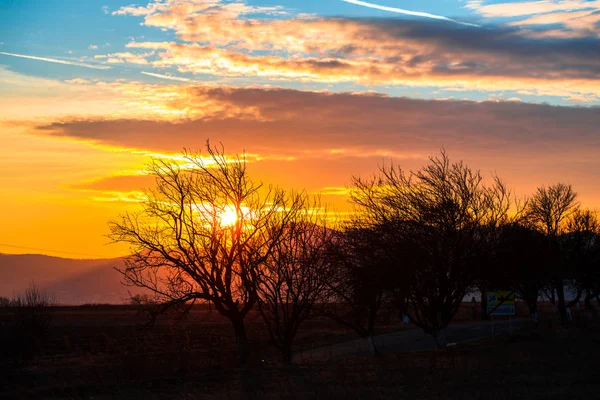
[1,0,600,258]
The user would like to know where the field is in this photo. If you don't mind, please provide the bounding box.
[1,302,599,399]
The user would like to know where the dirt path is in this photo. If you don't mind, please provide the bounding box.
[294,318,531,362]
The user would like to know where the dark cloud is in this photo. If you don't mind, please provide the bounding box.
[36,87,600,155]
[343,18,600,80]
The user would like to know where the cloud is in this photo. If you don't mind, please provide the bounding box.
[468,1,600,36]
[109,1,600,101]
[141,71,192,82]
[94,51,154,65]
[102,5,110,15]
[64,78,92,84]
[487,93,522,102]
[0,67,206,121]
[35,85,600,157]
[31,84,600,207]
[467,0,600,18]
[0,51,111,70]
[88,44,99,50]
[73,174,156,192]
[125,29,600,101]
[342,0,480,27]
[112,0,286,18]
[511,10,600,34]
[3,73,590,208]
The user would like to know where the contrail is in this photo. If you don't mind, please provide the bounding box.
[342,0,480,27]
[0,51,112,69]
[141,71,192,82]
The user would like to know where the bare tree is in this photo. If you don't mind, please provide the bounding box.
[350,151,513,348]
[528,184,579,237]
[321,224,399,355]
[560,209,600,315]
[527,183,579,325]
[109,142,302,363]
[256,196,335,361]
[129,292,157,306]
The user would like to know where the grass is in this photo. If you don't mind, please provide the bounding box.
[1,304,599,399]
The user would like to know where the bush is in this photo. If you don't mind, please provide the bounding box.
[0,282,55,364]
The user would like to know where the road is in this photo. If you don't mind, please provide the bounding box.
[293,318,531,362]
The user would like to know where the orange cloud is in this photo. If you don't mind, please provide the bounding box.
[31,83,600,215]
[108,1,600,101]
[73,174,157,192]
[35,85,600,176]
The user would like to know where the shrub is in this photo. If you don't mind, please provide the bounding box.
[1,282,55,364]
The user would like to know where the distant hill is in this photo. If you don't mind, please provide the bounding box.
[0,253,133,305]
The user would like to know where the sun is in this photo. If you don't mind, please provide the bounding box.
[219,205,239,227]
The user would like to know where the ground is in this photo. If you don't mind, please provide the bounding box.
[1,302,599,399]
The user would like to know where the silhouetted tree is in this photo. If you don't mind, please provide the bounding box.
[256,196,335,361]
[129,293,157,306]
[3,282,55,363]
[496,223,550,323]
[473,188,527,321]
[350,151,513,348]
[321,224,400,355]
[527,183,578,326]
[560,209,600,315]
[109,142,303,363]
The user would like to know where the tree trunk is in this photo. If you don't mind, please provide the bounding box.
[567,288,583,308]
[585,294,598,319]
[393,292,407,322]
[365,299,379,356]
[555,279,569,327]
[481,289,489,320]
[282,345,293,363]
[432,327,448,349]
[365,335,379,356]
[281,335,294,362]
[232,317,250,364]
[527,299,539,326]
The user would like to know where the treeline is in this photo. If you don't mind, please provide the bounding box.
[110,142,600,362]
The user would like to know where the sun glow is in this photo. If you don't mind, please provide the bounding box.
[219,205,239,227]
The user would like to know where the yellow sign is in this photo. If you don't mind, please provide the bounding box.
[487,291,515,316]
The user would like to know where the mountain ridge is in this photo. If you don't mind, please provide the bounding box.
[0,253,131,304]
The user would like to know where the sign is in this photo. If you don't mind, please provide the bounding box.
[487,291,515,316]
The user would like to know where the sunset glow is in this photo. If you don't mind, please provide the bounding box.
[1,0,600,259]
[219,206,240,228]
